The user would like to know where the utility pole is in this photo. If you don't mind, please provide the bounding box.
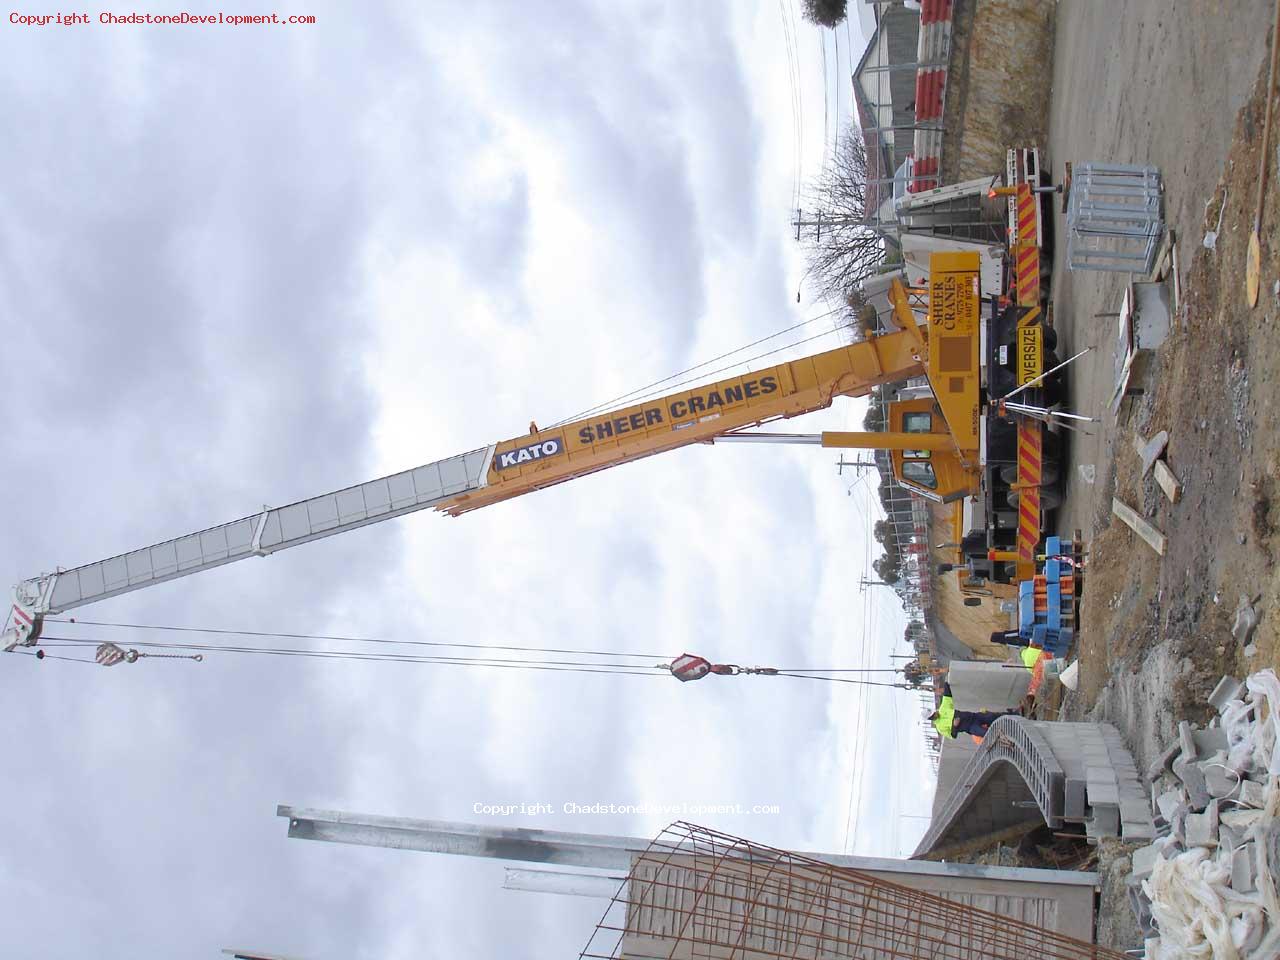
[859,576,896,589]
[794,209,868,242]
[836,457,878,476]
[794,208,822,242]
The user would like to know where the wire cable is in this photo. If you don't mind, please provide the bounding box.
[546,305,845,428]
[48,617,665,661]
[36,627,916,688]
[547,324,849,430]
[10,648,96,665]
[38,637,669,677]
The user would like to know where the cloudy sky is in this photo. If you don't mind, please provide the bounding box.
[0,2,934,957]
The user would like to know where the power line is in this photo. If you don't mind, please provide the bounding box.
[820,30,830,159]
[832,31,842,131]
[778,0,803,208]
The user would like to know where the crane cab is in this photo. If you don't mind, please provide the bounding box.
[886,398,977,504]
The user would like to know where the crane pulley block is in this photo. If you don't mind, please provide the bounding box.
[665,653,779,682]
[3,601,40,652]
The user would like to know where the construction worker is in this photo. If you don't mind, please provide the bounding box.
[989,628,1028,648]
[989,630,1048,671]
[929,683,1012,741]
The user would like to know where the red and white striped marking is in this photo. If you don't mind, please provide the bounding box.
[670,653,712,682]
[909,0,954,192]
[11,604,33,630]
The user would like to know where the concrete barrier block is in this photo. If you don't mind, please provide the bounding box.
[1088,767,1120,805]
[1205,763,1239,800]
[1065,778,1087,819]
[1156,788,1186,820]
[1233,841,1258,892]
[1088,803,1120,836]
[1184,800,1219,849]
[1208,675,1245,713]
[1130,843,1164,882]
[1178,721,1197,762]
[1241,779,1267,808]
[1220,823,1241,851]
[1173,757,1211,810]
[1193,728,1229,756]
[1121,797,1154,824]
[1123,819,1157,841]
[1147,738,1183,782]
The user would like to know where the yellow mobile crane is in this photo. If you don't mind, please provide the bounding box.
[4,255,1021,654]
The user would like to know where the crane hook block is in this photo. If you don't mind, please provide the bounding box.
[667,654,757,681]
[668,654,713,682]
[95,643,132,667]
[94,643,204,666]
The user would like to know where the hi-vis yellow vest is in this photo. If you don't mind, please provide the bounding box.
[1020,646,1043,670]
[933,695,956,738]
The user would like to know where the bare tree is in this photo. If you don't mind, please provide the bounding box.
[797,123,885,306]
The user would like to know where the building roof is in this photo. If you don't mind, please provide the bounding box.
[851,1,922,211]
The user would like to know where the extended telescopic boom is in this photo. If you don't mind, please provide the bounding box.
[5,299,934,653]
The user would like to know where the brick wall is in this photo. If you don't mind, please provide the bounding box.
[942,0,1056,184]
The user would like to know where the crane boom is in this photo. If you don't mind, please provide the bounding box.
[10,446,496,622]
[4,311,928,652]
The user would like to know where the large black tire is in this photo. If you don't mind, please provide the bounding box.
[1006,487,1063,510]
[1042,349,1066,406]
[990,365,1017,399]
[1043,326,1058,351]
[1000,463,1060,486]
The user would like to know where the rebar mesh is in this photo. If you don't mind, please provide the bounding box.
[580,821,1126,960]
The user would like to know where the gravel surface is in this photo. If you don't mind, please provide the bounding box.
[1040,3,1280,948]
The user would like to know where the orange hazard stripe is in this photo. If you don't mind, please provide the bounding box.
[1016,421,1042,565]
[1012,184,1040,306]
[1015,185,1036,244]
[1018,427,1042,485]
[1016,250,1039,306]
[1017,489,1040,562]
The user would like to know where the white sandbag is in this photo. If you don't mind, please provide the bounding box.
[1246,670,1280,776]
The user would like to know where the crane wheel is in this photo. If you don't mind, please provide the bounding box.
[1006,487,1063,510]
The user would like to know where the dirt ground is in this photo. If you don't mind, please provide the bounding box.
[1042,0,1280,948]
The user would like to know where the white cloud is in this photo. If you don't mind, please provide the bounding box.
[0,3,929,956]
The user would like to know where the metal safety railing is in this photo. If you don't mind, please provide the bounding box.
[1066,162,1165,274]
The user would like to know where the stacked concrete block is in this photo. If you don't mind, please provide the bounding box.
[1127,673,1280,960]
[914,717,1153,857]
